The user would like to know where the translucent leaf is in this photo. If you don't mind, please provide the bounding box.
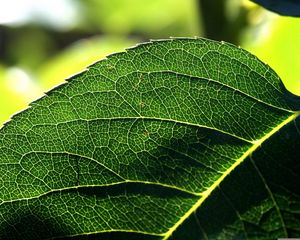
[0,38,299,239]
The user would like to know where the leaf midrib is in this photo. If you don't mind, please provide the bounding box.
[1,113,297,238]
[162,111,299,239]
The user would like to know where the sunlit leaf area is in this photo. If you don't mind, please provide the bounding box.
[0,0,299,126]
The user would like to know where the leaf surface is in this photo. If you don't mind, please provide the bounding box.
[0,38,299,239]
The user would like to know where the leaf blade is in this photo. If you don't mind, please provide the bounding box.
[172,115,300,239]
[0,38,299,239]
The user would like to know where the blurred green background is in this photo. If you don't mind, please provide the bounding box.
[0,0,299,126]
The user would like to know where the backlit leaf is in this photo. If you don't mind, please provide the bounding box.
[0,38,299,239]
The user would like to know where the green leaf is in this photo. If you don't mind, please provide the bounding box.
[0,38,299,239]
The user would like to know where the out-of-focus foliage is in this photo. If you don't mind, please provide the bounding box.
[0,0,299,126]
[0,0,200,126]
[241,3,300,96]
[0,66,41,125]
[79,0,201,37]
[38,36,138,89]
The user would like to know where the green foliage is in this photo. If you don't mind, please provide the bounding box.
[80,0,200,37]
[0,38,299,239]
[243,17,300,96]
